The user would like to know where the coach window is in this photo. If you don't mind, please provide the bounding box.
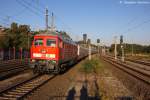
[34,39,43,46]
[63,43,65,48]
[47,39,56,47]
[59,41,63,48]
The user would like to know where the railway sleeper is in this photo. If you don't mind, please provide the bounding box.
[16,87,33,91]
[103,58,150,84]
[2,94,21,98]
[17,87,34,90]
[7,91,26,95]
[22,83,40,87]
[11,90,29,93]
[23,84,39,87]
[0,96,13,100]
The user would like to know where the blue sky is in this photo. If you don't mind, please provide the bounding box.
[0,0,150,46]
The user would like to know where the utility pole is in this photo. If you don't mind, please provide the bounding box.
[45,8,48,31]
[121,45,125,62]
[89,44,91,60]
[50,12,55,32]
[28,32,30,58]
[132,44,134,56]
[13,47,15,59]
[103,45,106,56]
[114,36,117,60]
[7,16,10,27]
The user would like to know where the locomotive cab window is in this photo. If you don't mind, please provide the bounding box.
[47,39,56,47]
[34,39,43,46]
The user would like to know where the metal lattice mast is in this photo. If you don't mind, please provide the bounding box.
[45,8,48,31]
[50,12,55,32]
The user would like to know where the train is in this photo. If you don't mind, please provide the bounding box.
[30,32,97,74]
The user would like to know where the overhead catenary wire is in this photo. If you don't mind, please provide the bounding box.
[16,0,43,17]
[32,0,75,34]
[21,0,44,14]
[120,8,150,34]
[0,0,78,40]
[0,16,11,27]
[0,0,41,27]
[124,18,150,34]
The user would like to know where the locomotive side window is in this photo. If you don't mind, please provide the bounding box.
[47,39,56,47]
[34,39,43,46]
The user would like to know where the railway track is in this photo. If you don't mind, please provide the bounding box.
[0,59,29,66]
[107,55,150,67]
[107,56,150,71]
[0,59,29,80]
[0,74,56,100]
[0,66,29,80]
[126,58,150,67]
[103,56,150,85]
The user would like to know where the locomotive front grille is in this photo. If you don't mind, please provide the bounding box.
[37,60,56,69]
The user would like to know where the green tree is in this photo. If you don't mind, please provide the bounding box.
[5,22,31,50]
[109,43,150,55]
[0,35,9,48]
[6,22,20,48]
[18,25,31,50]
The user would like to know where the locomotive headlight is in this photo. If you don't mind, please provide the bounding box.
[33,53,42,57]
[46,54,56,58]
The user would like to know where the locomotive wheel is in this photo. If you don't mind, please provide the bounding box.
[33,67,38,74]
[59,64,66,74]
[53,66,60,74]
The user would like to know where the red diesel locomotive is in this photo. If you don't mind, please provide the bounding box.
[30,32,78,74]
[30,31,97,74]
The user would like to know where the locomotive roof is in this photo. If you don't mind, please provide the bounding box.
[35,31,77,45]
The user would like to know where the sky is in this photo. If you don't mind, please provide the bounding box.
[0,0,150,46]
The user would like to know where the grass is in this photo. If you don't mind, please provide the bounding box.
[79,56,103,75]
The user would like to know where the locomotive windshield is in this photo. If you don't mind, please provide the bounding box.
[47,39,56,47]
[34,39,43,46]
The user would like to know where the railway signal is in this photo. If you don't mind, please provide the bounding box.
[120,35,125,62]
[97,39,100,55]
[120,35,123,44]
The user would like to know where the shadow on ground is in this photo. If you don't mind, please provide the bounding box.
[66,79,101,100]
[47,79,134,100]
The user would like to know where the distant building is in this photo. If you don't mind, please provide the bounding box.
[97,39,100,43]
[0,26,6,37]
[83,34,87,44]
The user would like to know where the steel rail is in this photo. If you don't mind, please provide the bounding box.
[0,74,56,100]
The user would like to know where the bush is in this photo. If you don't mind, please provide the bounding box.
[80,57,102,74]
